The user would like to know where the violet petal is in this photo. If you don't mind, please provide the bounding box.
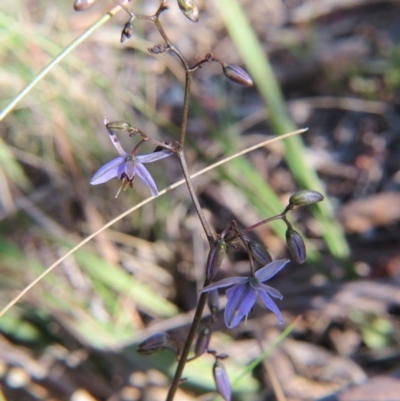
[104,121,129,157]
[258,290,283,324]
[135,163,158,196]
[124,159,136,180]
[255,259,290,282]
[224,283,256,328]
[250,280,283,300]
[137,149,173,163]
[90,156,125,185]
[201,277,249,293]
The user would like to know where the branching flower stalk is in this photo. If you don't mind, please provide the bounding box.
[88,1,325,400]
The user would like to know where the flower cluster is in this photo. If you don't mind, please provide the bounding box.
[85,1,326,399]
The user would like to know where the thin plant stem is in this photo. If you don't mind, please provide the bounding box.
[242,214,284,235]
[147,9,212,248]
[179,72,193,146]
[166,290,209,401]
[0,1,130,122]
[177,148,214,244]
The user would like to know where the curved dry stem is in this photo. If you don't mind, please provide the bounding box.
[0,128,306,318]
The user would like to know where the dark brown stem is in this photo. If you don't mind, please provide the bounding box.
[166,290,209,401]
[242,214,283,234]
[120,6,216,399]
[179,72,192,146]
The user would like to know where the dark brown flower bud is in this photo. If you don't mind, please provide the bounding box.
[194,327,211,356]
[222,64,253,87]
[177,0,199,22]
[213,360,231,401]
[74,0,98,11]
[286,229,306,264]
[206,239,226,280]
[121,20,134,43]
[137,332,178,356]
[289,190,324,207]
[245,237,272,265]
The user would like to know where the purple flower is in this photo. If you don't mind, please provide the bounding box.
[201,259,290,328]
[90,119,173,197]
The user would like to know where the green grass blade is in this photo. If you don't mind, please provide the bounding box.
[0,4,125,122]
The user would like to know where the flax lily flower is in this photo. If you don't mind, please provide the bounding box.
[201,259,289,328]
[90,119,173,197]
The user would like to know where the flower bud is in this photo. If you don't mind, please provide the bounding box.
[177,0,199,22]
[222,64,253,87]
[105,121,133,133]
[121,20,134,43]
[74,0,98,11]
[286,229,306,264]
[137,332,178,355]
[207,289,219,317]
[245,237,272,265]
[194,327,211,356]
[213,360,231,401]
[289,190,324,207]
[206,239,226,280]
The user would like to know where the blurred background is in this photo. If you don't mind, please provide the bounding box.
[1,0,400,400]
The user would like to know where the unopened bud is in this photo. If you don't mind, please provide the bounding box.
[194,327,211,356]
[121,20,134,43]
[178,0,200,22]
[207,289,219,317]
[286,229,306,264]
[289,190,324,207]
[245,237,272,265]
[74,0,98,11]
[105,121,133,133]
[213,360,231,401]
[222,64,253,87]
[177,0,199,22]
[206,239,226,280]
[137,332,178,355]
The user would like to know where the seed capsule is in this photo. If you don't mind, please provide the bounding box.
[222,64,253,87]
[177,0,199,22]
[286,229,306,264]
[289,190,324,207]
